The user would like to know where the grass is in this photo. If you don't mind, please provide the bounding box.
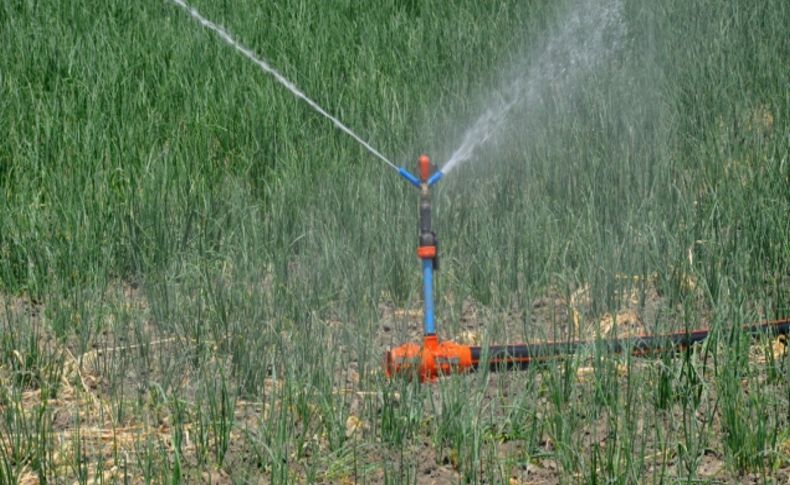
[1,0,789,482]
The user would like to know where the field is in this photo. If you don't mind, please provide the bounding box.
[1,0,789,482]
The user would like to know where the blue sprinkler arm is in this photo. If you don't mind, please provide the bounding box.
[427,170,443,187]
[398,167,421,188]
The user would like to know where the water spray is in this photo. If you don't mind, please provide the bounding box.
[168,0,398,172]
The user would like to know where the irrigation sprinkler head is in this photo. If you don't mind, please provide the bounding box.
[398,154,443,188]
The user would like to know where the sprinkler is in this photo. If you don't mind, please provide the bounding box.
[386,155,474,382]
[385,155,790,382]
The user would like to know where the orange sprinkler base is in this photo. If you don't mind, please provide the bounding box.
[384,335,473,382]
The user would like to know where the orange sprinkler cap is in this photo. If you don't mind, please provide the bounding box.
[418,154,431,182]
[417,245,436,259]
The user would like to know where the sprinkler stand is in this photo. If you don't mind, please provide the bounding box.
[386,155,474,381]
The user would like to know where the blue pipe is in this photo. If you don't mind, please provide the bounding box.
[422,259,435,335]
[427,170,444,187]
[398,167,421,188]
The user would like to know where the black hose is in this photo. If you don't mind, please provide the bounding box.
[469,318,790,372]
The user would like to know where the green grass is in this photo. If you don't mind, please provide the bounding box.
[1,0,789,482]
